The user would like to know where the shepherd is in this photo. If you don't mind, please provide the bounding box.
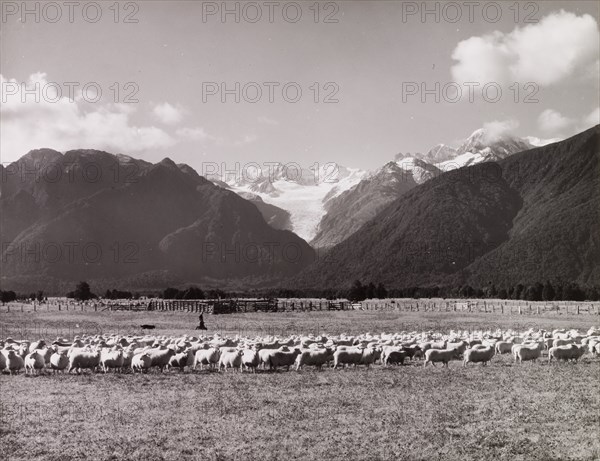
[196,313,207,330]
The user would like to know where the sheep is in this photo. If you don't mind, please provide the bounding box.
[6,350,25,374]
[168,349,194,372]
[402,344,422,360]
[219,350,243,372]
[333,346,364,369]
[383,349,407,366]
[513,342,544,363]
[359,347,379,368]
[100,349,124,373]
[295,347,334,371]
[122,348,137,369]
[34,347,54,365]
[258,348,279,369]
[548,344,586,363]
[194,347,220,371]
[241,348,260,372]
[495,341,514,354]
[268,348,302,371]
[50,351,69,373]
[24,350,46,375]
[68,349,101,374]
[145,346,177,372]
[463,346,495,366]
[132,353,152,373]
[423,348,460,368]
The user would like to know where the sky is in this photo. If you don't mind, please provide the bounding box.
[1,0,599,173]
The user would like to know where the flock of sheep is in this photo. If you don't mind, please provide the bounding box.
[1,326,599,376]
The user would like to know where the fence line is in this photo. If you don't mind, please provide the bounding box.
[1,298,599,316]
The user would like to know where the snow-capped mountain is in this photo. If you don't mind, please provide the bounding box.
[310,160,429,248]
[311,128,536,248]
[219,162,366,241]
[217,128,536,245]
[424,144,458,163]
[455,128,532,160]
[394,157,442,184]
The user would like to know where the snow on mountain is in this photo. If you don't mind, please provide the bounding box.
[424,144,458,163]
[223,163,366,241]
[432,128,533,171]
[394,157,441,184]
[220,128,536,244]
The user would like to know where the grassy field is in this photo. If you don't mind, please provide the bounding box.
[1,309,599,461]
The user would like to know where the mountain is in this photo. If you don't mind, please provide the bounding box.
[1,150,315,293]
[295,125,600,289]
[310,160,440,248]
[423,144,458,163]
[235,192,292,231]
[221,163,366,241]
[311,128,532,249]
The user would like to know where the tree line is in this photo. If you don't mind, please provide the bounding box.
[1,279,599,303]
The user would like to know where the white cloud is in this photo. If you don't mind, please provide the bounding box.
[525,136,563,147]
[0,73,175,162]
[537,109,575,134]
[535,107,599,138]
[152,102,184,125]
[482,119,519,143]
[176,127,215,142]
[451,10,599,86]
[583,107,600,128]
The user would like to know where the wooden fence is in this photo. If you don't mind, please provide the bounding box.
[1,298,599,316]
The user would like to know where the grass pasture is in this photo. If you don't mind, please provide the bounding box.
[1,308,599,461]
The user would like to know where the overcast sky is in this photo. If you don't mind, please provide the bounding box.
[1,1,598,172]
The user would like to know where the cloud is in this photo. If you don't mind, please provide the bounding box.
[537,109,575,134]
[482,119,519,143]
[258,116,279,126]
[583,107,600,128]
[152,102,184,125]
[176,127,216,142]
[451,10,599,86]
[0,73,175,162]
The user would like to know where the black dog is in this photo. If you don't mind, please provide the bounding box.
[140,324,156,330]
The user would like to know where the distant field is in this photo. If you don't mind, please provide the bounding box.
[1,309,599,461]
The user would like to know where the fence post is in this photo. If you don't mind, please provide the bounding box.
[577,305,580,315]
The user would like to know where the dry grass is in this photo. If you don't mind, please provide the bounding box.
[1,309,599,461]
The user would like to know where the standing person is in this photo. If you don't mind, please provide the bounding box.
[197,313,207,330]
